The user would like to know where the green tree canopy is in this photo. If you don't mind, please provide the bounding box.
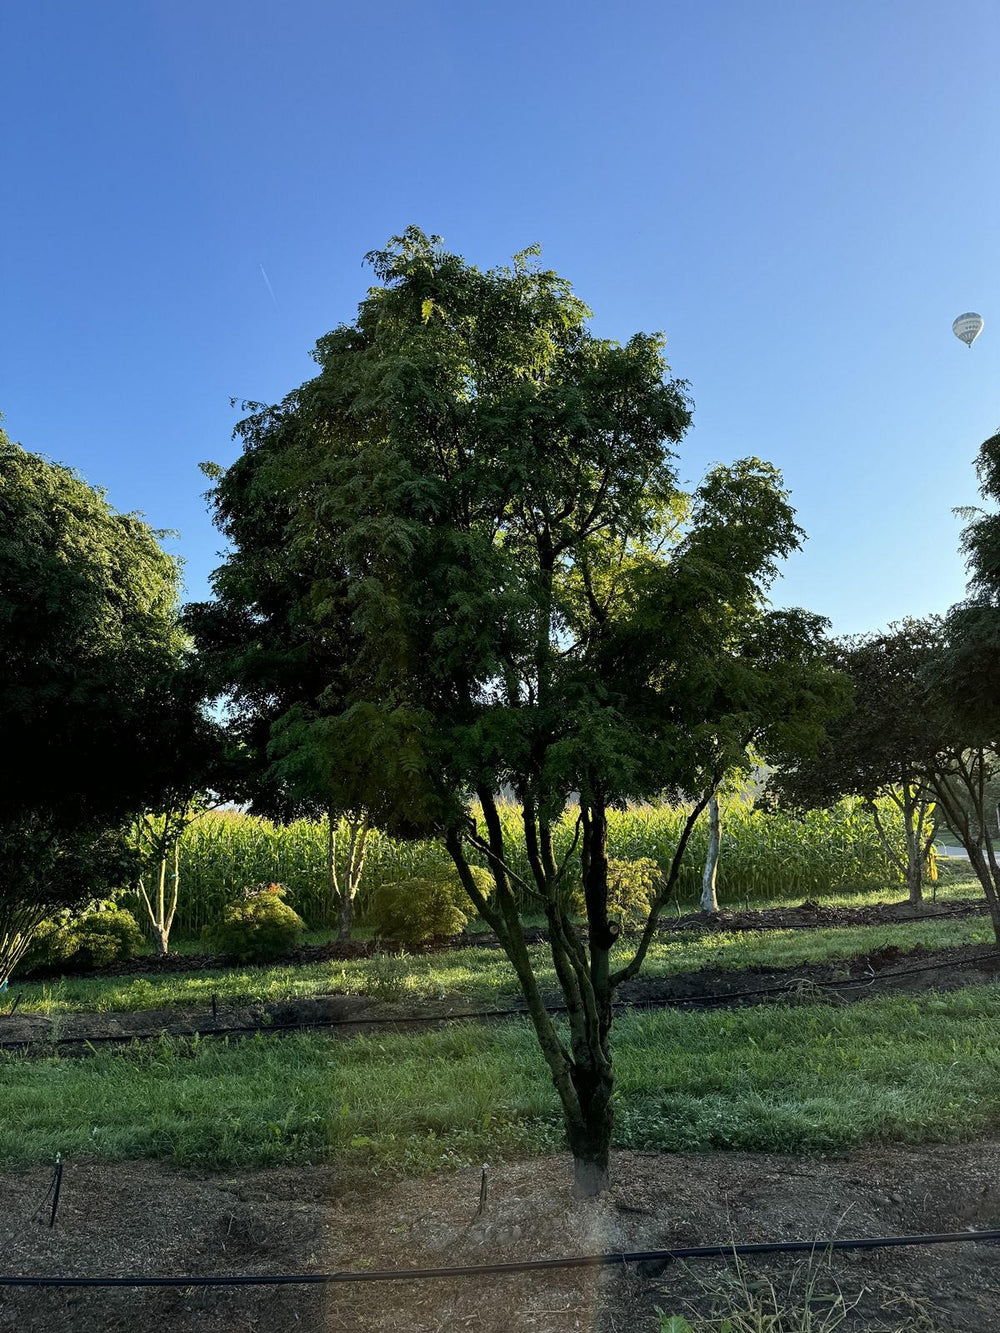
[194,229,842,1192]
[0,428,212,979]
[771,627,939,904]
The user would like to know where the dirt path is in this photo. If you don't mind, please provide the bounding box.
[4,942,1000,1051]
[2,1144,999,1330]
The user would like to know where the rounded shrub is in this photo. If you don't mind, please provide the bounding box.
[201,883,305,962]
[569,857,660,923]
[369,866,492,945]
[72,906,145,968]
[17,904,145,975]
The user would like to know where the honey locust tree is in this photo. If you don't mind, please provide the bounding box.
[200,229,841,1193]
[0,429,206,981]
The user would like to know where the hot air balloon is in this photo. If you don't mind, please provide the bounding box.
[953,312,984,348]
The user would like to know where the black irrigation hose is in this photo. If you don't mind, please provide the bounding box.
[4,1228,1000,1287]
[4,948,1000,1053]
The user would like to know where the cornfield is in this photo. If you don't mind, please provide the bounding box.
[133,796,912,937]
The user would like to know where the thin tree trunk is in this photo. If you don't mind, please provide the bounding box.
[930,760,1000,945]
[337,893,353,941]
[700,794,720,913]
[327,807,343,936]
[902,787,924,906]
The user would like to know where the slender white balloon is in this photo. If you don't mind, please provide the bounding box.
[953,312,984,348]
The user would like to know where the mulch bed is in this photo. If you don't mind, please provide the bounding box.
[2,1143,1000,1330]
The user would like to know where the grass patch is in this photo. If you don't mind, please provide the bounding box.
[3,984,1000,1172]
[11,908,996,1018]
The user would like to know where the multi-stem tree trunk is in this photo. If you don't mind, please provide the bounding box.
[138,838,181,956]
[867,784,934,907]
[0,902,49,989]
[446,784,713,1197]
[327,809,370,941]
[928,750,1000,944]
[700,795,721,913]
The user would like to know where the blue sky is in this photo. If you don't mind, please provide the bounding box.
[2,0,997,632]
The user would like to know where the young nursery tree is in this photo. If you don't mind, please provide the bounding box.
[130,659,227,954]
[0,430,194,981]
[198,230,842,1193]
[771,632,937,905]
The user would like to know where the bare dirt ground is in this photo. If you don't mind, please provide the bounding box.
[4,942,1000,1051]
[2,1144,1000,1332]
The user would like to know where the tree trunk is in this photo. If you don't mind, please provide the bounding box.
[569,800,616,1196]
[337,892,353,942]
[567,1058,614,1197]
[901,787,924,906]
[967,847,1000,944]
[700,795,720,913]
[903,820,923,906]
[905,852,923,906]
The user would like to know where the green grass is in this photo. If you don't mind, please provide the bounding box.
[12,906,996,1018]
[3,984,1000,1171]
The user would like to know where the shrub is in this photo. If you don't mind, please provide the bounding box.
[17,914,78,974]
[568,857,660,923]
[72,907,145,968]
[16,904,144,975]
[369,866,492,945]
[606,857,659,920]
[201,884,305,962]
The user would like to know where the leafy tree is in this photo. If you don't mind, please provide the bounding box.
[184,459,372,939]
[196,230,841,1193]
[922,425,1000,931]
[129,658,227,954]
[782,614,1000,940]
[0,429,200,981]
[771,631,937,905]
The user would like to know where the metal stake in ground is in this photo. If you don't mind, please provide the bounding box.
[48,1155,62,1229]
[477,1164,489,1217]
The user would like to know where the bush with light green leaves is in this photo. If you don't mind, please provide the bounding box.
[369,866,493,945]
[201,884,305,962]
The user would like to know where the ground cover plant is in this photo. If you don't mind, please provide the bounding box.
[3,984,1000,1172]
[9,907,993,1017]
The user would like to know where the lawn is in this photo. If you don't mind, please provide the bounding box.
[3,984,1000,1173]
[10,904,996,1018]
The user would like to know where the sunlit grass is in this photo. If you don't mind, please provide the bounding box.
[3,984,1000,1171]
[11,907,995,1018]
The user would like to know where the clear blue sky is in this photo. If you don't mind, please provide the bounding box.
[2,0,998,633]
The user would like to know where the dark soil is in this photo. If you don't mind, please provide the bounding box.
[3,1143,1000,1330]
[5,943,1000,1052]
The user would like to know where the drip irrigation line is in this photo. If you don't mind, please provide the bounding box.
[3,1227,1000,1287]
[3,948,1000,1054]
